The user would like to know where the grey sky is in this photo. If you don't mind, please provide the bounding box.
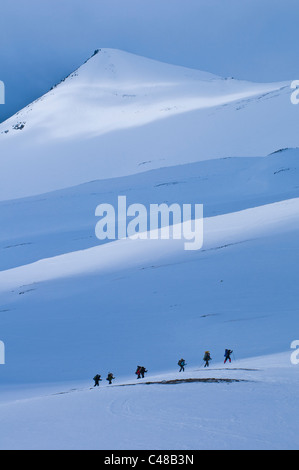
[0,0,298,122]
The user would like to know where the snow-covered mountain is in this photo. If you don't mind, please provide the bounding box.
[0,50,298,450]
[0,49,297,201]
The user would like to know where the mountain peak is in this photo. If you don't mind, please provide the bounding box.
[0,50,295,201]
[67,47,220,87]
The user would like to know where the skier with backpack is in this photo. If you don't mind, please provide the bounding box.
[93,374,102,387]
[136,366,148,379]
[178,358,186,372]
[224,349,233,364]
[106,372,115,384]
[203,351,212,368]
[140,366,148,378]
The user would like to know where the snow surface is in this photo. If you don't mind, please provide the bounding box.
[0,50,298,450]
[0,354,298,450]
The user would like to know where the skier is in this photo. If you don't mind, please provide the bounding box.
[224,349,233,364]
[135,366,142,379]
[106,372,115,384]
[140,366,148,378]
[203,351,212,368]
[93,374,102,387]
[178,358,186,372]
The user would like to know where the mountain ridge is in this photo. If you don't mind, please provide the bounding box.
[0,49,296,201]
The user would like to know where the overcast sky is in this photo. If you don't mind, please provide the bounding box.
[0,0,298,122]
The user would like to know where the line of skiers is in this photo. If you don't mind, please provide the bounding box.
[93,366,148,387]
[180,349,233,371]
[93,372,115,386]
[202,349,233,368]
[93,350,233,386]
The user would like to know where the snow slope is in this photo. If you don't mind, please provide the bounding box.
[0,148,298,272]
[0,353,298,450]
[0,49,297,201]
[0,191,298,386]
[0,197,298,292]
